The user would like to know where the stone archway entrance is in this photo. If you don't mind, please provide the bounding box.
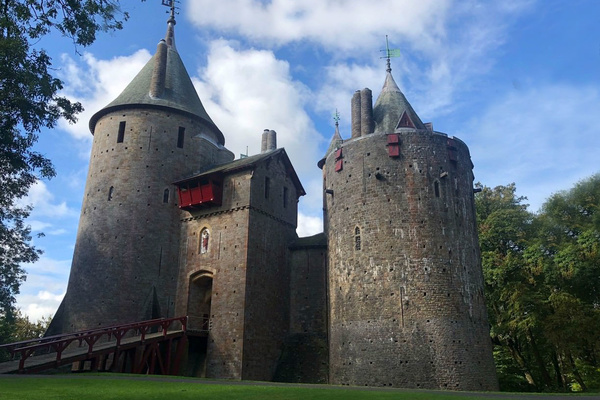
[188,272,212,332]
[186,271,213,377]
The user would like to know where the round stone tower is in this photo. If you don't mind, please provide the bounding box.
[320,65,498,390]
[47,11,233,334]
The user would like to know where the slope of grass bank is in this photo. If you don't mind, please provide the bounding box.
[0,375,593,400]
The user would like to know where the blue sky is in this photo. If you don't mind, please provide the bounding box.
[16,0,600,321]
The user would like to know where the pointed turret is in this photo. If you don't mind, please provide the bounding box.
[318,114,343,169]
[373,66,425,134]
[89,10,225,144]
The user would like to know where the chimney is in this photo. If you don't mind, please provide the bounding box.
[351,91,361,139]
[261,129,269,153]
[267,130,277,151]
[149,40,168,98]
[360,88,373,136]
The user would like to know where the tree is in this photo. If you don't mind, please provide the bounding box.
[476,184,547,391]
[529,174,600,391]
[477,177,600,392]
[0,309,51,362]
[0,1,131,323]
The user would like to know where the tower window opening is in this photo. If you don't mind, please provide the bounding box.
[355,226,361,251]
[264,177,270,199]
[163,188,169,203]
[117,121,125,143]
[108,186,114,201]
[434,181,440,198]
[200,228,210,254]
[283,186,288,208]
[177,126,185,148]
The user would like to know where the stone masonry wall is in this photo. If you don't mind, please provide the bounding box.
[324,129,498,391]
[176,170,252,379]
[242,156,299,381]
[273,240,329,383]
[175,152,300,381]
[48,108,233,335]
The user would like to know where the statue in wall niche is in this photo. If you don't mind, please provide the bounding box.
[201,229,209,254]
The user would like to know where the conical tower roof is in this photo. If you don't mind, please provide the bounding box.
[373,68,425,134]
[317,119,343,169]
[89,11,224,145]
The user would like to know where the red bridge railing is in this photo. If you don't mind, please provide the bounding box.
[0,316,188,373]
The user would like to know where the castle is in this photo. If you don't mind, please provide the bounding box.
[46,10,498,391]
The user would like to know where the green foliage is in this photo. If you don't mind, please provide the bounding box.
[0,1,130,320]
[477,175,600,393]
[0,309,51,362]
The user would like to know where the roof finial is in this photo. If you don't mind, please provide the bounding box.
[380,35,401,73]
[161,0,179,48]
[162,0,177,21]
[333,109,340,127]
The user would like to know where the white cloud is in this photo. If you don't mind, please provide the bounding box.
[194,40,325,176]
[17,291,64,322]
[193,40,329,228]
[23,255,71,276]
[310,1,538,133]
[58,50,152,141]
[468,84,600,212]
[297,212,323,237]
[19,181,78,221]
[17,256,70,322]
[186,0,448,52]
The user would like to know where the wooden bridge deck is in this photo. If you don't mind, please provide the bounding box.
[0,330,184,374]
[0,317,191,375]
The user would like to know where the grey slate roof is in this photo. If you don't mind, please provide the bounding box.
[289,232,327,249]
[317,124,343,169]
[174,148,306,196]
[373,71,425,133]
[89,20,225,145]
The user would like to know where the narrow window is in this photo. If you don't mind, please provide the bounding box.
[117,121,126,143]
[355,227,361,251]
[177,126,185,148]
[108,186,114,201]
[200,228,210,254]
[264,177,270,199]
[434,181,440,198]
[163,188,169,203]
[283,187,288,208]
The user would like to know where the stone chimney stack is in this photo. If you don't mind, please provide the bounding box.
[267,129,277,151]
[261,129,277,152]
[149,40,168,98]
[360,88,373,136]
[351,91,361,139]
[261,129,269,153]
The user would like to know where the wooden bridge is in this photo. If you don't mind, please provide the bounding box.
[0,316,195,375]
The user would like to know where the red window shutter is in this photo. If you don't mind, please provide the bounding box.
[334,147,344,172]
[448,149,458,162]
[447,138,458,162]
[387,134,400,157]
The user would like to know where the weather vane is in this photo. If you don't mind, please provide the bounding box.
[161,0,178,16]
[333,109,340,126]
[380,35,401,72]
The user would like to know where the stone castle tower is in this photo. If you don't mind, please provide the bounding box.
[319,60,498,390]
[47,11,234,334]
[47,11,498,391]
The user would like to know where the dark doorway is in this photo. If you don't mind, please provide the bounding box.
[186,272,213,377]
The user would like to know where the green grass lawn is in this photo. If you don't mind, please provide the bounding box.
[0,375,591,400]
